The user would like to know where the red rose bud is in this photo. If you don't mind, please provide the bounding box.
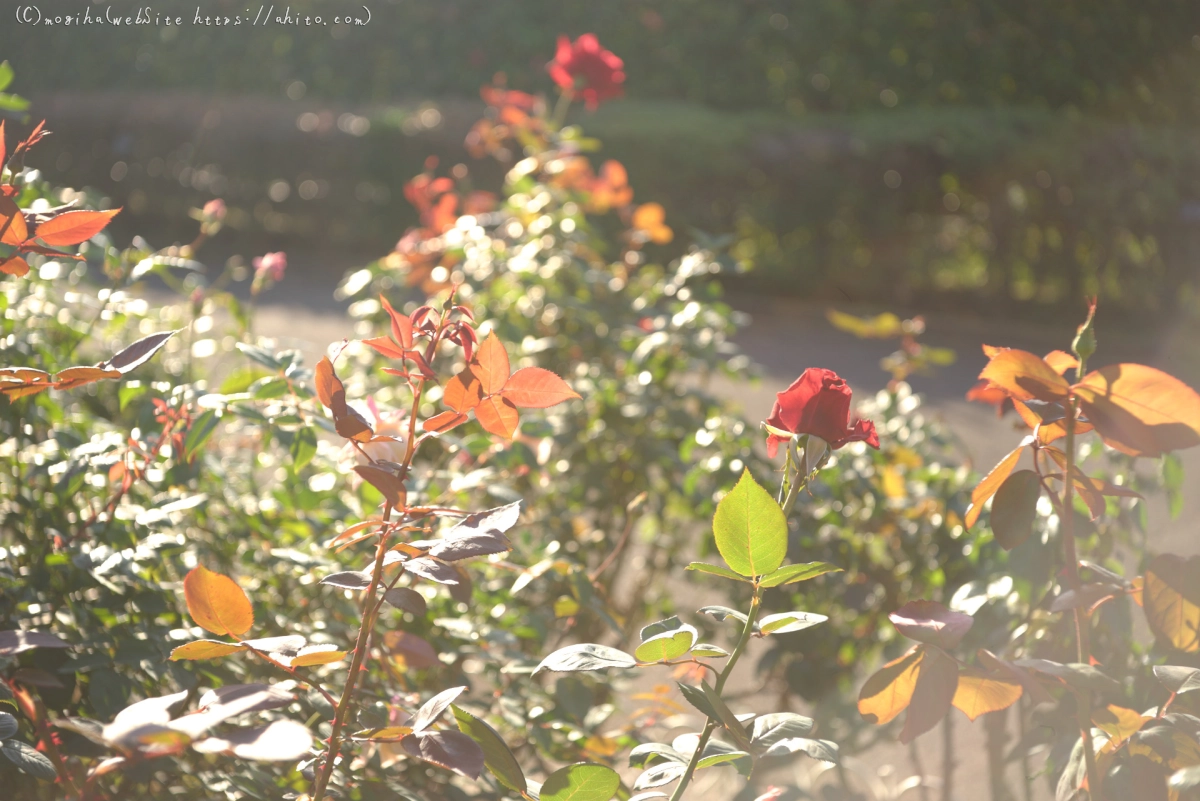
[764,368,880,458]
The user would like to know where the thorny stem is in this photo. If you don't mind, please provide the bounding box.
[668,586,762,801]
[312,297,458,801]
[1060,402,1101,798]
[245,647,338,708]
[310,505,395,801]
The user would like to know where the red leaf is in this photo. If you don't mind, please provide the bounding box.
[443,371,483,413]
[53,366,121,390]
[501,367,581,409]
[364,336,407,360]
[0,197,28,245]
[380,295,414,349]
[471,333,510,396]
[34,208,121,247]
[475,395,520,439]
[314,356,341,410]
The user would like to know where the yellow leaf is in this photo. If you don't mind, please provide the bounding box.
[859,647,923,725]
[952,668,1023,721]
[1144,555,1200,652]
[183,565,254,637]
[1073,364,1200,457]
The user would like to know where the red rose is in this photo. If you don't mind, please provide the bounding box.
[547,34,625,110]
[765,368,880,458]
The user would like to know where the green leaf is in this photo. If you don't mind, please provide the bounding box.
[697,750,751,769]
[640,616,684,641]
[1,739,57,781]
[690,643,729,658]
[628,742,688,768]
[677,682,719,721]
[0,62,13,93]
[697,606,749,626]
[184,409,221,461]
[761,737,839,763]
[290,426,317,471]
[635,625,697,663]
[750,712,815,746]
[759,562,842,588]
[1154,665,1200,695]
[535,644,637,674]
[990,469,1041,550]
[452,705,526,794]
[540,762,621,801]
[685,563,752,583]
[699,681,753,751]
[759,611,828,635]
[712,469,787,577]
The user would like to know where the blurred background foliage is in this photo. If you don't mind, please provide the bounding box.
[3,0,1200,317]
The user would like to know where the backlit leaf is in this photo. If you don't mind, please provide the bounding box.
[858,647,924,725]
[34,208,121,246]
[535,644,637,674]
[635,626,697,663]
[380,295,414,349]
[965,440,1029,528]
[889,600,973,649]
[501,367,581,409]
[685,562,751,583]
[712,469,787,578]
[453,705,527,793]
[443,370,483,413]
[540,763,621,801]
[1073,364,1200,457]
[475,395,520,439]
[352,465,406,508]
[990,469,1041,550]
[52,366,120,390]
[900,646,958,743]
[0,255,29,277]
[423,411,468,433]
[978,349,1071,404]
[169,640,244,661]
[183,565,254,637]
[351,726,413,742]
[952,668,1022,721]
[289,646,347,667]
[1143,554,1200,652]
[759,611,828,635]
[0,197,28,245]
[758,562,842,588]
[1092,704,1151,746]
[314,356,339,409]
[471,333,511,396]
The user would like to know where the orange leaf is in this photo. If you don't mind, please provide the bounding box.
[978,349,1071,404]
[501,367,581,409]
[0,255,29,277]
[1043,350,1080,376]
[1092,704,1151,747]
[858,646,923,725]
[475,395,520,439]
[183,565,254,637]
[363,336,407,360]
[34,208,121,247]
[1143,554,1200,653]
[900,646,959,744]
[443,370,483,413]
[965,438,1029,528]
[381,295,414,349]
[952,668,1022,721]
[471,334,510,396]
[53,366,121,390]
[423,411,468,434]
[633,202,664,229]
[1072,364,1200,457]
[0,197,28,245]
